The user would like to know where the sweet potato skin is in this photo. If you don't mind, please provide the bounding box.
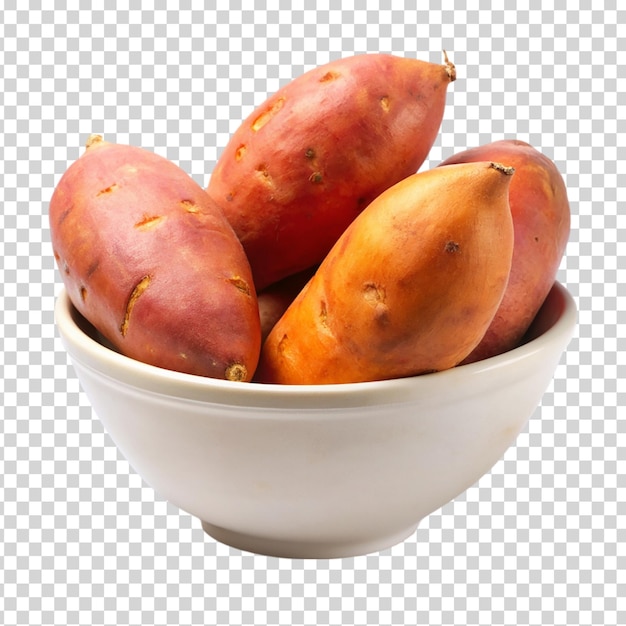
[207,53,456,290]
[439,140,571,363]
[256,162,515,385]
[50,135,261,381]
[256,267,317,343]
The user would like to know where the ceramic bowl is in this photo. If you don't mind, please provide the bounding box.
[54,281,576,559]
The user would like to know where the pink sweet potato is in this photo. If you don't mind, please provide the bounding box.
[439,139,571,363]
[256,267,317,343]
[50,135,261,381]
[207,52,457,290]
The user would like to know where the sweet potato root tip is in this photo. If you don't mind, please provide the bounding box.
[235,144,247,161]
[443,50,456,82]
[134,214,166,230]
[228,276,252,296]
[319,70,340,82]
[86,134,104,149]
[380,96,390,112]
[445,241,461,253]
[96,183,119,196]
[120,275,151,337]
[225,363,248,382]
[490,162,515,176]
[251,97,285,132]
[180,199,200,213]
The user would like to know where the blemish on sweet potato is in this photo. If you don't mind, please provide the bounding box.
[445,241,460,253]
[319,300,329,327]
[256,164,274,187]
[380,96,390,112]
[374,304,390,327]
[235,144,248,161]
[180,199,200,213]
[251,97,285,132]
[97,183,119,196]
[86,260,100,277]
[134,214,166,230]
[363,282,385,304]
[228,275,251,296]
[363,283,390,326]
[309,171,323,184]
[305,148,316,160]
[57,206,73,225]
[319,71,340,82]
[277,333,289,354]
[80,286,87,301]
[120,275,151,337]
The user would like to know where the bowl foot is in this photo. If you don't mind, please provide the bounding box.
[200,520,419,559]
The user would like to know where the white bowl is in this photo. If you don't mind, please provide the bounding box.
[54,282,576,559]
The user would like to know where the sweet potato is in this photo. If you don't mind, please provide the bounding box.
[257,267,317,343]
[50,134,261,381]
[207,52,457,290]
[439,140,570,363]
[256,161,515,385]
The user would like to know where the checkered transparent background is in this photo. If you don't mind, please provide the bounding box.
[1,2,623,625]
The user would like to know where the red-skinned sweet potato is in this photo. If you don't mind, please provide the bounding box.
[256,161,515,385]
[257,267,317,343]
[50,135,261,381]
[439,139,571,363]
[207,52,457,290]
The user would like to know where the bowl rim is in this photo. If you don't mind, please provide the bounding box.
[54,282,577,409]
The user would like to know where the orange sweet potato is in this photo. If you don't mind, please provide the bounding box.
[256,161,515,385]
[50,135,261,381]
[439,140,571,363]
[207,52,457,290]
